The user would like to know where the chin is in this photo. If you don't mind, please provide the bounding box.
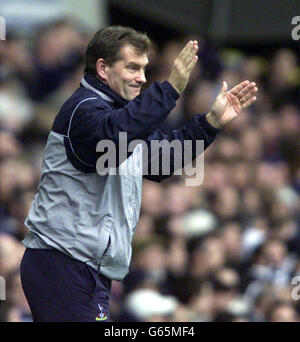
[128,93,139,100]
[122,88,141,100]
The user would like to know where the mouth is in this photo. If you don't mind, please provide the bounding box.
[129,85,141,91]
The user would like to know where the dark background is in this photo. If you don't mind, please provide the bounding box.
[108,0,299,54]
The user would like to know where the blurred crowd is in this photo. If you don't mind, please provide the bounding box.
[0,18,299,322]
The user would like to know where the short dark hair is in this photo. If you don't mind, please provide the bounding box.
[84,26,150,76]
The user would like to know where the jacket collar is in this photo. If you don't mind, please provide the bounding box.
[81,74,129,107]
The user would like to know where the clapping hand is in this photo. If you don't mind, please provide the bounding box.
[207,81,258,129]
[168,40,199,95]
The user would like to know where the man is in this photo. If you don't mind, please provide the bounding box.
[20,26,258,322]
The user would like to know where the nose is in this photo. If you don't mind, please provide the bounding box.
[136,70,146,84]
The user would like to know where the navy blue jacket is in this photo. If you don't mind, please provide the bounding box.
[23,74,220,280]
[52,74,219,180]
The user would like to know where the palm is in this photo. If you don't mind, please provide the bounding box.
[213,92,241,121]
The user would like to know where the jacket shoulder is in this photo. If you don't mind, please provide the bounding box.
[52,86,110,135]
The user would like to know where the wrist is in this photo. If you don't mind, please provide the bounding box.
[167,80,181,95]
[206,112,222,129]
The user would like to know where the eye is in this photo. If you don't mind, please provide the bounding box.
[127,65,138,71]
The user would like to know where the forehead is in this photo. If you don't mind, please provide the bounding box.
[118,44,149,66]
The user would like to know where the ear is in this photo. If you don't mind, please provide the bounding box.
[96,58,108,81]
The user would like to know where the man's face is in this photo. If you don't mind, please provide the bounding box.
[104,45,149,100]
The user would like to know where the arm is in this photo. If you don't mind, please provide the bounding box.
[72,81,179,145]
[143,114,219,182]
[143,80,258,182]
[68,81,179,168]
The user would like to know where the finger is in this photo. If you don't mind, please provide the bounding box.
[186,55,198,73]
[177,41,194,60]
[240,86,258,104]
[229,80,250,95]
[180,41,198,64]
[184,41,198,66]
[237,82,257,99]
[241,96,257,109]
[220,81,228,96]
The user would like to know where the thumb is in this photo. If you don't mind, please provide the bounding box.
[219,81,227,96]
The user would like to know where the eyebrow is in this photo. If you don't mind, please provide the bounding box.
[126,61,148,69]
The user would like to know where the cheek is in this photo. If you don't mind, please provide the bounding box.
[114,73,131,89]
[122,73,135,84]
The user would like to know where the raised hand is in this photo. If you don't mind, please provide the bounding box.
[207,80,258,129]
[168,40,199,95]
